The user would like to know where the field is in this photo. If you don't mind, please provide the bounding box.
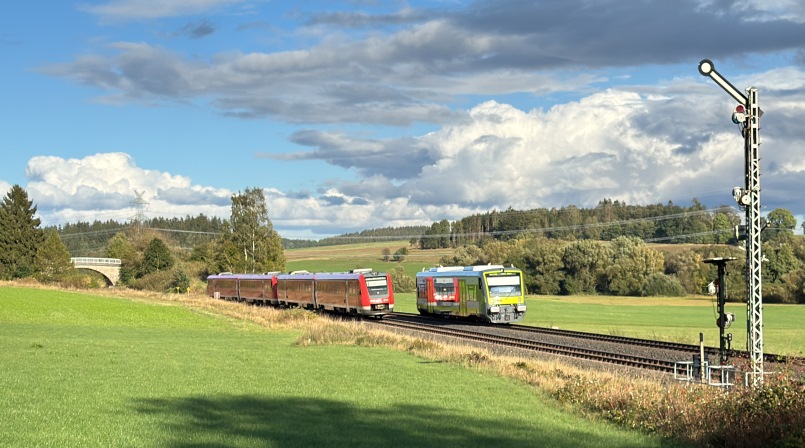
[288,243,805,356]
[286,240,451,279]
[0,285,677,448]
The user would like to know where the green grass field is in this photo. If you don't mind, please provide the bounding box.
[393,292,805,356]
[0,286,679,448]
[286,241,805,356]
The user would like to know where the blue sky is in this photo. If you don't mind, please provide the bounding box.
[2,0,805,239]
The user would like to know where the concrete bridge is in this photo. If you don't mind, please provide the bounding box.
[71,257,121,286]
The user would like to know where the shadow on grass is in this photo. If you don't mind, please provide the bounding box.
[132,395,658,448]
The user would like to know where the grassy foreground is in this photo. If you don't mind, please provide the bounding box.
[0,285,675,448]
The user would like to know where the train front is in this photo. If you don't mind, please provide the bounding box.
[483,268,527,323]
[358,270,394,316]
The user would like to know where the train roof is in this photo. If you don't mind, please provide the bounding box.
[416,265,521,277]
[207,272,280,280]
[277,271,388,280]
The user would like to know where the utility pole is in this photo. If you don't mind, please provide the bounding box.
[698,59,764,387]
[131,190,149,234]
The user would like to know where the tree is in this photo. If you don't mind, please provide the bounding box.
[106,232,139,285]
[220,187,285,273]
[142,238,174,275]
[392,247,408,262]
[605,236,664,296]
[560,240,612,294]
[34,229,75,283]
[764,243,801,284]
[521,237,565,295]
[765,208,797,242]
[388,265,415,293]
[0,185,44,279]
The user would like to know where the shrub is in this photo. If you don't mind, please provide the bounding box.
[131,269,174,291]
[641,273,686,297]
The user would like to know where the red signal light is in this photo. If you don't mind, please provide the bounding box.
[735,104,746,114]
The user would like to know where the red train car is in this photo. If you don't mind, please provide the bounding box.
[207,269,394,318]
[277,268,395,317]
[207,272,279,305]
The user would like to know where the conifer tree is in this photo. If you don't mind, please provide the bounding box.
[34,229,75,283]
[142,237,174,275]
[0,185,44,279]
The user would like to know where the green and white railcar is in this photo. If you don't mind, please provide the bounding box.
[415,265,527,323]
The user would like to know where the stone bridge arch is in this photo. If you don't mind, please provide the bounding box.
[71,258,121,286]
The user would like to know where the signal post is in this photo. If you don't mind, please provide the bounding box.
[698,59,764,388]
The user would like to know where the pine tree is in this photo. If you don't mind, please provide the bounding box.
[34,229,75,283]
[142,238,174,275]
[0,185,44,279]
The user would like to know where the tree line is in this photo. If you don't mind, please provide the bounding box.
[0,185,284,292]
[415,199,743,249]
[2,183,803,302]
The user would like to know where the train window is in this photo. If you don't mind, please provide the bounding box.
[433,277,455,300]
[486,274,522,297]
[365,276,388,296]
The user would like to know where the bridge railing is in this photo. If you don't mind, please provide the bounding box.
[71,257,122,266]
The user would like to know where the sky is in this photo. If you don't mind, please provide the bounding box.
[2,0,805,240]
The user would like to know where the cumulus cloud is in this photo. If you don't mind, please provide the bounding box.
[24,153,233,225]
[18,62,805,238]
[23,1,805,237]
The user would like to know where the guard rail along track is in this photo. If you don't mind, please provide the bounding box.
[375,317,677,374]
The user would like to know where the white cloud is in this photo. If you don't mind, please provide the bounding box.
[0,180,10,198]
[81,0,249,22]
[25,153,233,226]
[19,66,805,238]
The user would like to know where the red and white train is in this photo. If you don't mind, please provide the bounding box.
[207,268,394,317]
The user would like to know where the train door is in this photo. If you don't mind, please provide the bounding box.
[426,277,435,313]
[459,278,479,317]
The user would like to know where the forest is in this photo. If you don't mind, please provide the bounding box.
[1,183,803,303]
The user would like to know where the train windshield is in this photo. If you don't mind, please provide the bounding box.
[486,274,522,297]
[365,276,389,297]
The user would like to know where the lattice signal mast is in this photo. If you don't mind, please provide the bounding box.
[698,59,764,388]
[131,190,149,232]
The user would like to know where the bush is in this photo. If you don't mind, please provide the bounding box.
[131,269,174,292]
[762,283,796,304]
[641,273,686,297]
[388,266,415,293]
[169,269,190,293]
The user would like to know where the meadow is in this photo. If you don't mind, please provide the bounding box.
[0,285,678,448]
[287,242,805,356]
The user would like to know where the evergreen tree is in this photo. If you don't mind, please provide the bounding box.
[0,185,44,279]
[34,229,75,283]
[142,238,174,275]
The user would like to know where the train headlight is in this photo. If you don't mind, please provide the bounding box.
[516,304,526,312]
[489,306,500,314]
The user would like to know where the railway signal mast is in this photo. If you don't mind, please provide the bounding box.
[698,59,764,387]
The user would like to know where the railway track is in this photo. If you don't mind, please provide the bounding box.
[374,315,678,374]
[387,312,801,366]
